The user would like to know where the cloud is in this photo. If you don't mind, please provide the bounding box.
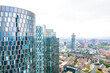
[1,0,110,38]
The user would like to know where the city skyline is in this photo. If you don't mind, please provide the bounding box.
[1,0,110,38]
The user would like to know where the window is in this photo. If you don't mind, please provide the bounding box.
[9,12,12,17]
[2,6,5,11]
[5,12,8,17]
[8,17,11,22]
[4,32,7,36]
[14,8,17,12]
[2,22,5,26]
[6,6,9,11]
[4,17,7,22]
[5,42,8,46]
[0,22,1,26]
[10,7,13,12]
[5,27,8,31]
[10,23,13,27]
[20,19,22,23]
[1,27,4,31]
[18,9,21,13]
[0,17,2,21]
[6,22,9,27]
[21,14,23,18]
[12,18,15,22]
[9,27,12,31]
[0,32,2,36]
[0,61,2,66]
[23,19,25,23]
[8,61,10,65]
[18,23,21,27]
[1,12,4,16]
[6,56,9,60]
[13,27,16,32]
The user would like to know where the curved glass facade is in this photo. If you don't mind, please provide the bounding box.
[0,6,36,73]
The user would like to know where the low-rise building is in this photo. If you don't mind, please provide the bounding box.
[97,64,106,72]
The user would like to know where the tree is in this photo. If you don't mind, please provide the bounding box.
[71,63,74,67]
[96,69,102,73]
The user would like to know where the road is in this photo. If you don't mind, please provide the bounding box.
[90,64,99,73]
[93,56,110,62]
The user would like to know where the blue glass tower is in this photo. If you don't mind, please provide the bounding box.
[35,26,44,73]
[71,33,76,51]
[0,6,36,73]
[44,28,59,73]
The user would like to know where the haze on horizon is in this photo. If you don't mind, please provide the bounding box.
[0,0,110,38]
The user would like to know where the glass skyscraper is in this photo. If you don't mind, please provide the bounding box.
[45,37,59,73]
[0,6,36,73]
[35,26,44,73]
[71,33,76,51]
[43,26,59,73]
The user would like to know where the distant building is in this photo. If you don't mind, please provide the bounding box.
[83,43,88,48]
[97,64,106,72]
[71,33,76,51]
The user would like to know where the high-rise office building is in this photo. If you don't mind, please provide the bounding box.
[0,6,36,73]
[44,27,59,73]
[35,26,44,73]
[71,33,76,51]
[45,37,59,73]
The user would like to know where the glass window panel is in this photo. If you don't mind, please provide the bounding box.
[2,6,5,11]
[14,8,17,12]
[13,27,16,31]
[23,19,25,23]
[2,22,5,26]
[0,32,2,36]
[9,27,12,31]
[10,23,13,27]
[6,6,9,11]
[13,13,16,17]
[5,12,8,17]
[0,6,1,11]
[8,17,11,22]
[12,32,15,36]
[5,41,8,45]
[10,7,13,12]
[25,10,27,14]
[0,37,1,41]
[0,22,1,26]
[6,22,9,27]
[4,32,7,36]
[22,9,24,13]
[11,37,13,41]
[0,17,2,21]
[12,18,15,22]
[9,12,12,17]
[6,56,9,60]
[1,27,4,31]
[8,32,10,36]
[21,14,23,18]
[18,23,21,27]
[5,27,8,31]
[24,15,26,18]
[1,12,4,16]
[4,17,7,22]
[0,61,2,66]
[20,19,22,23]
[18,9,21,13]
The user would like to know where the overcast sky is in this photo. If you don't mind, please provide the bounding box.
[1,0,110,38]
